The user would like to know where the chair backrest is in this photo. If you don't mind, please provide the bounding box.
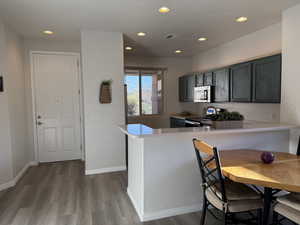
[193,138,227,202]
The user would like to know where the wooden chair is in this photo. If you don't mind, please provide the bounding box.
[273,193,300,225]
[193,138,263,225]
[272,137,300,225]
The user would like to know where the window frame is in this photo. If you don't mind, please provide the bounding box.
[125,66,166,117]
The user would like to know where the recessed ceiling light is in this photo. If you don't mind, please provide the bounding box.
[125,46,133,51]
[159,6,170,14]
[137,32,146,37]
[236,16,248,23]
[43,30,54,35]
[198,37,208,42]
[175,50,183,54]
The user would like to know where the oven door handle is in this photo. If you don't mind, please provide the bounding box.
[185,120,201,126]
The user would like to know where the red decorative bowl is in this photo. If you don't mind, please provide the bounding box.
[261,152,275,164]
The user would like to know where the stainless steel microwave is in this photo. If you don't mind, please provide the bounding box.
[194,86,212,103]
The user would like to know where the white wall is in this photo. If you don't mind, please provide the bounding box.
[192,23,282,122]
[0,21,14,185]
[23,39,81,161]
[281,4,300,154]
[0,20,30,187]
[81,30,125,173]
[125,55,195,128]
[5,26,29,176]
[281,4,300,125]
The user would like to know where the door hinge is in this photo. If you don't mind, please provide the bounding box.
[78,89,80,95]
[77,59,80,67]
[80,144,83,151]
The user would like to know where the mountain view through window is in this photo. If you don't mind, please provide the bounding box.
[125,68,163,116]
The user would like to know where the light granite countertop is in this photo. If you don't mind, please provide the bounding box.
[119,121,298,138]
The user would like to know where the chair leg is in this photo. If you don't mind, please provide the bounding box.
[223,213,228,225]
[200,197,207,225]
[273,211,278,225]
[257,209,263,225]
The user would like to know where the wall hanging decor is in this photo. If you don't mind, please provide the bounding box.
[100,79,112,104]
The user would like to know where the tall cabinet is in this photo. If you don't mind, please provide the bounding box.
[252,55,281,103]
[213,68,230,102]
[230,62,252,102]
[179,74,195,102]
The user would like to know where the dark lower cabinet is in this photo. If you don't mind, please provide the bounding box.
[170,117,186,128]
[230,62,252,102]
[213,68,230,102]
[252,55,281,103]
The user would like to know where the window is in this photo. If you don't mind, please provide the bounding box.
[125,68,163,116]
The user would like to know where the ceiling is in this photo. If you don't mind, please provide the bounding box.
[0,0,299,57]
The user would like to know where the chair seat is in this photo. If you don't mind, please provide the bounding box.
[205,180,262,213]
[274,203,300,224]
[277,193,300,211]
[210,180,261,201]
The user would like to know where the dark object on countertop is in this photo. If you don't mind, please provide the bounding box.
[206,111,244,121]
[179,111,192,116]
[261,152,275,164]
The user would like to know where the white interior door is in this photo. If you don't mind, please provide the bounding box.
[32,53,82,162]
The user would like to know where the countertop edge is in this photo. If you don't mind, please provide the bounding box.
[119,122,300,138]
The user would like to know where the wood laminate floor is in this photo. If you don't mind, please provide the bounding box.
[0,161,292,225]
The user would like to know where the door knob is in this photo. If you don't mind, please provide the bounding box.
[37,121,43,126]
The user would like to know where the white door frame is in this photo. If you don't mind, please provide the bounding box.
[30,51,85,162]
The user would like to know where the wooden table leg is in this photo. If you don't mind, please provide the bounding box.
[263,187,273,225]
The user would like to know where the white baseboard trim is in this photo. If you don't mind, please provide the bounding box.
[127,188,143,221]
[0,161,38,192]
[85,166,126,175]
[0,180,15,192]
[127,187,202,222]
[141,204,202,222]
[29,161,39,166]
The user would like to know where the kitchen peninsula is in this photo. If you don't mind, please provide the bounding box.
[119,122,299,222]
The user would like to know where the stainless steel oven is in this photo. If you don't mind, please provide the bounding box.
[194,86,212,103]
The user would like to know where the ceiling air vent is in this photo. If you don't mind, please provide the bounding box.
[165,34,176,40]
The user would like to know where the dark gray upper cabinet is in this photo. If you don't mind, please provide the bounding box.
[230,62,252,102]
[204,72,214,86]
[178,76,186,102]
[196,73,204,87]
[179,54,281,104]
[186,74,196,102]
[179,74,195,102]
[252,55,281,103]
[213,68,230,102]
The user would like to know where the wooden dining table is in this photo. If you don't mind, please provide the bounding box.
[219,149,300,225]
